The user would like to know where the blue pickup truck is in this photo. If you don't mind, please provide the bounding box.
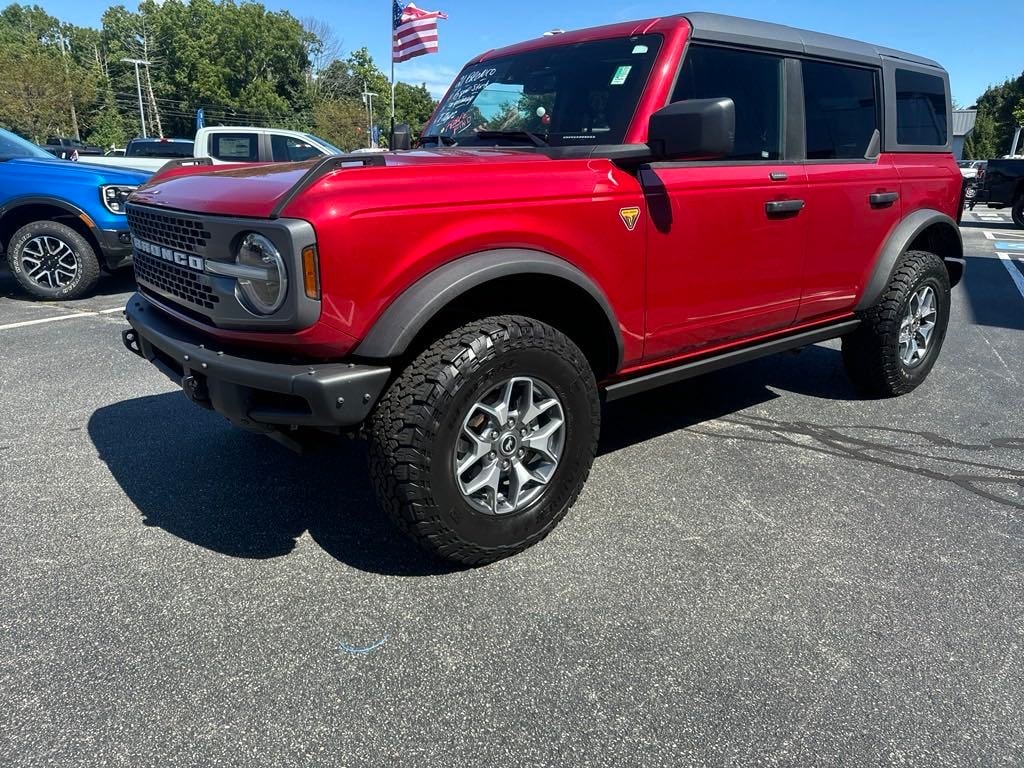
[1,127,149,299]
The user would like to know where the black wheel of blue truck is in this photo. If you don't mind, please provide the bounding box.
[6,220,101,300]
[1012,195,1024,228]
[841,250,950,398]
[368,315,600,565]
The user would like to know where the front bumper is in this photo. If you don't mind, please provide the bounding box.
[95,227,133,270]
[122,293,391,431]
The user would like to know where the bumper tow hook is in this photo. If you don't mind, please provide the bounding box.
[121,328,143,358]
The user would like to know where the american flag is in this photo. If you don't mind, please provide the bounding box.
[393,1,447,63]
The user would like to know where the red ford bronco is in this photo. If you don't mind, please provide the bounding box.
[121,13,964,564]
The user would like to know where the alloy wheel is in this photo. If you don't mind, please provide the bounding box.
[453,376,566,515]
[898,285,938,367]
[21,235,79,289]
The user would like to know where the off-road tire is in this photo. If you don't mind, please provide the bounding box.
[841,250,950,398]
[1012,195,1024,228]
[6,220,101,300]
[368,315,600,565]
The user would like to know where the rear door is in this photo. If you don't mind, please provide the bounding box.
[796,59,901,322]
[270,133,327,162]
[643,44,807,359]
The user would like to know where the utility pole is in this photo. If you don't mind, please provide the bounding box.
[57,34,80,141]
[362,81,379,149]
[121,58,150,138]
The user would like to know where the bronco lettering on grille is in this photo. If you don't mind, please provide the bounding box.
[132,236,205,272]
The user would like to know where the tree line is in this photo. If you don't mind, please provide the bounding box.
[0,0,439,151]
[963,73,1024,160]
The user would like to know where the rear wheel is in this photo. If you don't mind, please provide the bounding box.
[841,250,950,397]
[1012,195,1024,228]
[368,315,600,565]
[6,220,101,300]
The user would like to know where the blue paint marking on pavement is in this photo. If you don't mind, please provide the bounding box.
[337,636,388,655]
[994,242,1024,251]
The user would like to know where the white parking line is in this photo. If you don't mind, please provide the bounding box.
[997,252,1024,301]
[0,306,124,332]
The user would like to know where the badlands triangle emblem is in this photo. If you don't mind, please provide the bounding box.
[619,207,641,231]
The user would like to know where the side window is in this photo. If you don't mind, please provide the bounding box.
[802,60,879,160]
[672,45,783,161]
[895,69,948,146]
[271,135,323,162]
[209,133,259,162]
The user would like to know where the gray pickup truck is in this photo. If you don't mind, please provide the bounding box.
[972,157,1024,227]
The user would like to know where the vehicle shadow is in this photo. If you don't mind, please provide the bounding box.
[87,344,861,575]
[87,393,457,577]
[601,349,1024,515]
[0,264,136,300]
[959,220,1020,230]
[91,269,138,297]
[599,344,855,454]
[961,255,1024,331]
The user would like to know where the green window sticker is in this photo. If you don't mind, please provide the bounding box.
[610,65,632,86]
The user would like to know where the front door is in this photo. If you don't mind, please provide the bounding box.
[643,44,806,360]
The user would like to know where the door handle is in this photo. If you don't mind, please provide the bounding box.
[869,192,899,207]
[765,199,805,216]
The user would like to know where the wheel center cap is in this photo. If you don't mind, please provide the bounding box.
[498,433,519,456]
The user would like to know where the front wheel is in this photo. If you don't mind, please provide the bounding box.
[841,250,951,397]
[1012,196,1024,228]
[369,315,600,565]
[6,220,101,300]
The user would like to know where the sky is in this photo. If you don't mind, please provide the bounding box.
[42,0,1024,106]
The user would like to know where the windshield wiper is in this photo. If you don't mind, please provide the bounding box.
[473,130,549,147]
[419,133,458,147]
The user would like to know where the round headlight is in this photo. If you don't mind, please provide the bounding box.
[234,233,287,315]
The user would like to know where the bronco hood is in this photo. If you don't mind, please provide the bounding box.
[129,149,553,219]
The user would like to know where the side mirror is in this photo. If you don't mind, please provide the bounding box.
[390,123,412,152]
[648,98,735,160]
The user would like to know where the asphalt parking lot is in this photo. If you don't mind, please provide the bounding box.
[2,209,1023,767]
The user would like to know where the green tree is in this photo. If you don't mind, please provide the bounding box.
[85,89,127,148]
[0,45,94,140]
[312,98,368,151]
[0,0,400,145]
[964,108,1000,160]
[964,74,1024,159]
[0,3,62,48]
[393,81,437,135]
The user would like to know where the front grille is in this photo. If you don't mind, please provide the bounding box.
[127,207,213,253]
[133,249,220,311]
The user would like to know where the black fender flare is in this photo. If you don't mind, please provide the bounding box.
[354,248,624,365]
[0,195,100,239]
[857,209,963,311]
[0,195,92,223]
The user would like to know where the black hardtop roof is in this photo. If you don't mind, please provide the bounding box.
[682,11,942,70]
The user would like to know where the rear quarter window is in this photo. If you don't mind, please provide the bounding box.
[895,69,948,147]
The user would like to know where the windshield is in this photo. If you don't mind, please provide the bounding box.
[0,128,56,159]
[127,140,195,158]
[424,34,663,147]
[304,133,343,154]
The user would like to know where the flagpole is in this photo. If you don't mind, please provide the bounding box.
[390,2,396,145]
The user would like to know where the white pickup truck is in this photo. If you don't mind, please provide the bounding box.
[80,127,343,173]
